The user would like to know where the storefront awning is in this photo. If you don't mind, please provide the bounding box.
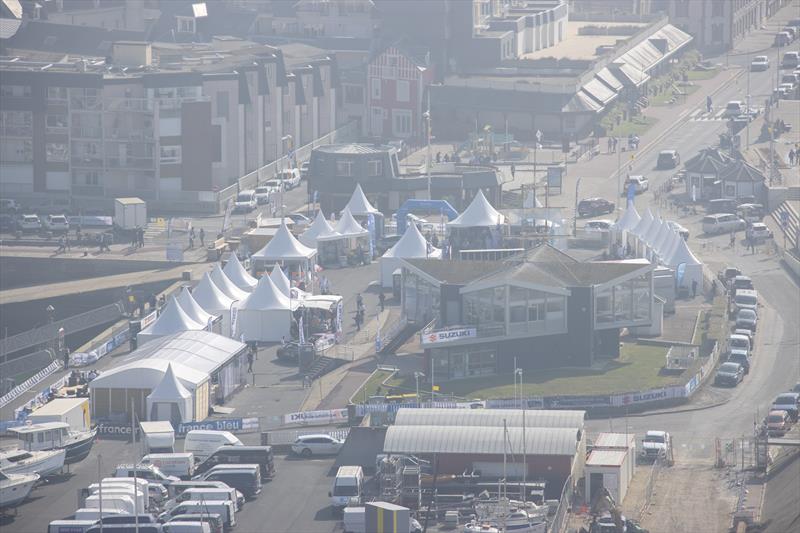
[581,78,618,106]
[595,67,624,93]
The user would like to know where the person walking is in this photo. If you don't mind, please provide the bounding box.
[138,226,145,248]
[56,235,66,254]
[247,344,255,373]
[730,231,736,250]
[378,292,385,313]
[199,227,205,247]
[189,227,195,249]
[789,148,796,167]
[691,279,698,298]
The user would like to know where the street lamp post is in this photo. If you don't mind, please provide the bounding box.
[573,177,582,236]
[424,108,432,200]
[280,135,293,218]
[414,371,425,408]
[515,368,523,409]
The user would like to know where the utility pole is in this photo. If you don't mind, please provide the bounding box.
[98,454,103,533]
[746,50,751,148]
[425,91,432,200]
[573,177,582,236]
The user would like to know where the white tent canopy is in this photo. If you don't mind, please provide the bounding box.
[177,286,216,326]
[380,223,442,288]
[331,207,369,239]
[192,272,235,314]
[236,275,292,342]
[211,264,249,301]
[447,190,505,228]
[252,222,317,261]
[652,223,674,255]
[300,211,339,247]
[146,363,193,424]
[269,264,291,297]
[223,254,258,291]
[660,231,681,263]
[644,217,663,245]
[632,208,654,236]
[667,237,703,288]
[138,296,205,344]
[343,183,380,216]
[613,202,641,232]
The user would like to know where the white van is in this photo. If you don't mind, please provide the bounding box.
[49,520,99,533]
[702,213,745,235]
[142,453,195,479]
[87,487,147,511]
[85,494,136,515]
[183,430,243,462]
[233,190,257,213]
[732,289,758,313]
[176,487,241,511]
[73,509,124,521]
[162,500,236,530]
[109,477,168,501]
[330,466,364,511]
[163,522,212,533]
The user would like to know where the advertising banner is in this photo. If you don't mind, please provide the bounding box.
[283,409,348,427]
[544,395,612,409]
[420,328,477,345]
[176,417,259,435]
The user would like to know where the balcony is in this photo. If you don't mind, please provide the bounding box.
[107,157,155,169]
[0,125,33,137]
[71,127,103,139]
[71,156,103,168]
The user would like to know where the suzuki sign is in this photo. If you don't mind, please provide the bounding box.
[421,328,477,345]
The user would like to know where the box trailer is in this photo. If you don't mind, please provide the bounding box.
[140,421,175,453]
[28,397,90,430]
[114,197,147,230]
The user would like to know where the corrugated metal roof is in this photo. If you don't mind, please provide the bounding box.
[384,426,579,456]
[594,432,635,449]
[394,408,585,430]
[586,449,627,467]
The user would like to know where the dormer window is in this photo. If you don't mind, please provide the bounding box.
[177,16,196,34]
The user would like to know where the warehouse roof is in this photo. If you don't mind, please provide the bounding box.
[394,408,585,430]
[384,426,580,456]
[124,330,247,376]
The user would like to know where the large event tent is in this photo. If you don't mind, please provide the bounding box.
[250,222,317,287]
[380,223,441,288]
[176,286,216,328]
[211,264,249,300]
[235,274,292,342]
[146,363,192,425]
[137,296,205,345]
[192,272,236,335]
[223,254,258,291]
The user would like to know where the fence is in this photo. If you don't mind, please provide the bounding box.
[217,121,360,210]
[0,358,61,409]
[0,349,56,394]
[0,300,126,358]
[638,458,662,521]
[549,475,572,533]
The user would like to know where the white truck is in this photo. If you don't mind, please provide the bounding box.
[114,197,147,230]
[140,421,176,454]
[640,430,674,465]
[141,453,194,480]
[330,466,364,512]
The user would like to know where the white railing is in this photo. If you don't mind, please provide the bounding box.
[0,359,61,409]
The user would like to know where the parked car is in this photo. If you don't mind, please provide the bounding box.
[728,334,752,353]
[726,350,751,375]
[656,150,680,169]
[584,220,614,232]
[254,186,273,205]
[667,221,689,240]
[736,203,764,223]
[765,410,792,437]
[715,362,745,387]
[732,276,755,292]
[782,51,799,69]
[577,198,615,217]
[777,83,795,98]
[746,222,772,241]
[277,168,301,190]
[718,266,742,286]
[167,515,224,533]
[623,176,649,194]
[733,328,754,345]
[775,32,792,47]
[702,213,746,235]
[735,308,758,332]
[723,101,744,117]
[772,392,800,421]
[750,56,770,71]
[291,434,344,457]
[17,214,42,232]
[708,198,738,214]
[233,190,257,213]
[192,465,262,500]
[194,446,275,479]
[43,214,70,233]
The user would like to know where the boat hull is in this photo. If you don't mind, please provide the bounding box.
[2,449,65,478]
[0,474,38,509]
[62,429,97,464]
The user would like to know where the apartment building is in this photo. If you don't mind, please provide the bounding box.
[0,39,338,202]
[668,0,779,52]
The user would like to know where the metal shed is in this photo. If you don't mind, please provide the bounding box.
[393,408,585,432]
[585,449,630,504]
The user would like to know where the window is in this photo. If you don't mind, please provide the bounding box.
[46,114,68,132]
[396,80,410,102]
[47,87,68,101]
[216,91,229,118]
[371,78,381,99]
[160,145,182,164]
[336,159,353,177]
[0,110,32,136]
[344,85,364,105]
[392,109,412,138]
[46,143,68,162]
[177,16,195,33]
[0,85,31,97]
[367,159,383,177]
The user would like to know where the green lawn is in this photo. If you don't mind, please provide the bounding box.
[352,368,411,403]
[687,68,719,81]
[692,295,728,354]
[606,116,659,138]
[429,344,679,399]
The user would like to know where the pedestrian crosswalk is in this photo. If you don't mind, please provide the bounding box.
[688,107,763,122]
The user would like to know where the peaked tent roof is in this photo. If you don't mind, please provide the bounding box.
[177,286,215,325]
[239,274,291,311]
[447,190,505,228]
[141,296,204,337]
[632,208,654,236]
[652,221,673,252]
[383,222,441,259]
[252,222,317,260]
[334,207,369,238]
[223,254,258,291]
[211,264,249,300]
[269,264,292,297]
[300,210,339,247]
[343,183,380,216]
[660,231,681,262]
[613,203,641,232]
[667,236,702,267]
[644,217,663,244]
[147,363,191,402]
[192,272,235,313]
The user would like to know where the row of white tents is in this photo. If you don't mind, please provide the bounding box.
[612,203,703,289]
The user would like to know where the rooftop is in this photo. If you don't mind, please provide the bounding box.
[314,143,396,155]
[394,408,585,429]
[523,21,649,61]
[586,449,628,467]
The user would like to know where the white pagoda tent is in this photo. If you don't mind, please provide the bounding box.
[447,190,505,229]
[235,274,292,342]
[138,296,205,345]
[380,222,441,288]
[300,211,339,247]
[192,272,236,335]
[146,363,193,424]
[613,202,641,232]
[250,222,317,288]
[343,183,380,217]
[269,264,292,298]
[223,253,257,291]
[318,207,371,266]
[177,286,217,328]
[666,237,704,289]
[211,263,249,301]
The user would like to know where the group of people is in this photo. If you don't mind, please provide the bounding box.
[434,152,461,164]
[788,145,799,166]
[188,227,205,249]
[131,226,145,248]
